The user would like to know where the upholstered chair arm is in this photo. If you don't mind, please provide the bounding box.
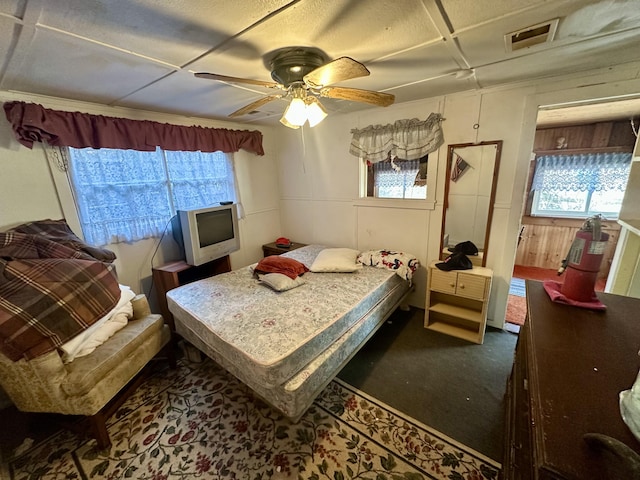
[0,349,68,413]
[131,294,152,320]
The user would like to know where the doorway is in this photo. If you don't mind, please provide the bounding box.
[505,98,640,329]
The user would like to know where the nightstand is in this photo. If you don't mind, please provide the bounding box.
[424,261,493,344]
[262,241,307,257]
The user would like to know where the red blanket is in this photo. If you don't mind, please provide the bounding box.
[0,220,120,361]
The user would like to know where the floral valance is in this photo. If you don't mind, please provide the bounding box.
[3,101,264,155]
[349,113,444,163]
[532,152,632,193]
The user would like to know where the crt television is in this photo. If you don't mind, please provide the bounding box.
[178,204,240,266]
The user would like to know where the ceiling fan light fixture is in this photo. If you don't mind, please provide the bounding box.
[282,96,307,127]
[305,97,328,127]
[279,116,300,129]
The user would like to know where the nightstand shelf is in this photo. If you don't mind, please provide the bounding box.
[428,302,483,324]
[424,261,492,344]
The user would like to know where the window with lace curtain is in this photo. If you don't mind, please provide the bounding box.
[366,155,428,199]
[531,151,632,218]
[67,147,237,246]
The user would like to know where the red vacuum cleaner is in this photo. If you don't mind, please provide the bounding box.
[544,215,608,309]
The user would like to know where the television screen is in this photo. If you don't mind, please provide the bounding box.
[196,209,234,247]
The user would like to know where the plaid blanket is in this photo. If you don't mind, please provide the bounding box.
[0,220,120,361]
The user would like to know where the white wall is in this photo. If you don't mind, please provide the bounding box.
[0,93,282,310]
[275,63,640,327]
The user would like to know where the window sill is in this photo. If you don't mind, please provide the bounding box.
[352,198,435,210]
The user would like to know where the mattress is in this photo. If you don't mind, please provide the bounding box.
[177,269,409,419]
[167,245,407,389]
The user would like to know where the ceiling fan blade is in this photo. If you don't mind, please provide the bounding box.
[303,57,369,88]
[195,72,281,89]
[320,86,395,107]
[228,94,283,118]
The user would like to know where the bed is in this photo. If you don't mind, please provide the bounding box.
[166,245,415,420]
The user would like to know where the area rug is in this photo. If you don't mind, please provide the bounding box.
[7,359,500,480]
[506,294,527,326]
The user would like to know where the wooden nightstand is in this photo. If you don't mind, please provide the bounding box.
[424,261,493,344]
[262,241,307,257]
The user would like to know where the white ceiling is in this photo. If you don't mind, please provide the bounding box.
[1,0,640,126]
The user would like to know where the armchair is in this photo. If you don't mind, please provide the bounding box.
[0,294,173,449]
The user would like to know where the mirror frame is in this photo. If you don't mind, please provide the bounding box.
[440,140,503,267]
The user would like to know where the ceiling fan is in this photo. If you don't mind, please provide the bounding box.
[194,46,395,128]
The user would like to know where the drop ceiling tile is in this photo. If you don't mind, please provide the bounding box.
[476,29,640,88]
[37,0,292,67]
[343,42,463,93]
[0,0,24,17]
[118,70,289,120]
[190,0,441,81]
[443,0,564,32]
[2,27,174,104]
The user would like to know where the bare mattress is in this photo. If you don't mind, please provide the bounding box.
[167,245,411,419]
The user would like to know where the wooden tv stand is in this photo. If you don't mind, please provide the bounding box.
[152,255,231,332]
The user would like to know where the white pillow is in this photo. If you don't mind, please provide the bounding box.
[258,273,306,292]
[310,248,362,273]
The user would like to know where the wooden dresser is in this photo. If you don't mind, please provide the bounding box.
[503,280,640,479]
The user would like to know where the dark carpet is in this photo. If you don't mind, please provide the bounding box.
[338,306,518,462]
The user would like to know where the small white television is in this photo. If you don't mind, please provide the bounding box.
[178,204,240,266]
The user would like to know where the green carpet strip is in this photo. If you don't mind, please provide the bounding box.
[9,359,500,479]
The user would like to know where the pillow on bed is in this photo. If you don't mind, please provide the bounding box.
[310,248,362,273]
[254,255,309,279]
[258,273,306,292]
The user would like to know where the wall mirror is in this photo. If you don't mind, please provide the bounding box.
[440,140,502,267]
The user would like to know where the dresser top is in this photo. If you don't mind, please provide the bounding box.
[525,280,640,479]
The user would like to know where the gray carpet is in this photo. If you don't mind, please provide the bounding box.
[338,306,518,462]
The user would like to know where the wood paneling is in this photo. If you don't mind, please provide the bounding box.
[533,120,636,151]
[515,216,620,277]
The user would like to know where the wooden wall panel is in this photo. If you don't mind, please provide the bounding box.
[534,120,636,151]
[515,217,620,277]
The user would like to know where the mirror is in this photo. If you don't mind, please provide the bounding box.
[440,140,502,267]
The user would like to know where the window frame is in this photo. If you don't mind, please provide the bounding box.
[529,148,632,220]
[65,146,237,246]
[365,156,428,200]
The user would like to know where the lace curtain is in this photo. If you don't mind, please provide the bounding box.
[532,152,632,193]
[68,147,237,246]
[374,158,425,198]
[349,113,444,162]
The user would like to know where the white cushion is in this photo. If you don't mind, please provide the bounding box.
[310,248,362,273]
[258,273,306,292]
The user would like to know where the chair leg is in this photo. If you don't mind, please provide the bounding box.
[88,412,111,450]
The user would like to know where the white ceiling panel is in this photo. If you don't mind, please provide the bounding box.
[118,70,284,119]
[0,0,638,126]
[0,0,24,17]
[477,28,640,88]
[441,0,550,31]
[36,0,292,67]
[3,26,174,104]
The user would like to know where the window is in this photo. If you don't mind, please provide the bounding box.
[531,151,631,218]
[366,155,427,199]
[68,147,237,246]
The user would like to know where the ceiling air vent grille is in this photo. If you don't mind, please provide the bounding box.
[505,19,559,52]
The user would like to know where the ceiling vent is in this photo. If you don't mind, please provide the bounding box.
[505,19,559,52]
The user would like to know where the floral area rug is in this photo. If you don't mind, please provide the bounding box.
[8,359,500,479]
